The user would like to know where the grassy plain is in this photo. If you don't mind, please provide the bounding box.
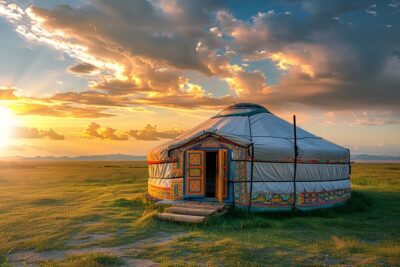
[0,161,399,266]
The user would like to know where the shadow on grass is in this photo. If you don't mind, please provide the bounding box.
[200,190,372,231]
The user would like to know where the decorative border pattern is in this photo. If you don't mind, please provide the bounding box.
[188,152,202,166]
[298,188,351,207]
[245,188,351,208]
[189,168,201,177]
[171,179,183,200]
[251,192,294,207]
[148,184,171,200]
[188,179,202,193]
[148,179,183,200]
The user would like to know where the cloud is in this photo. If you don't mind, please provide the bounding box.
[0,88,18,100]
[89,79,140,95]
[349,112,400,126]
[83,122,183,141]
[0,0,399,122]
[9,101,115,118]
[68,63,98,74]
[214,5,400,111]
[0,2,24,21]
[12,126,65,140]
[84,122,128,141]
[127,124,183,140]
[0,88,115,118]
[51,91,129,107]
[23,0,219,75]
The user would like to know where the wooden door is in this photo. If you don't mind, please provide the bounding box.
[184,150,205,197]
[216,149,228,202]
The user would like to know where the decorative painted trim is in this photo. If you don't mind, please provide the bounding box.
[298,188,351,207]
[147,159,178,164]
[148,176,184,180]
[148,179,183,200]
[188,179,202,193]
[170,132,250,153]
[188,152,202,166]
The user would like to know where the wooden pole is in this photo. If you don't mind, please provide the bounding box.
[248,143,254,212]
[293,115,298,210]
[248,115,254,212]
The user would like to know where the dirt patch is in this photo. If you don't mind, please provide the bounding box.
[133,232,182,247]
[304,254,342,266]
[7,231,184,266]
[66,233,113,247]
[122,257,159,267]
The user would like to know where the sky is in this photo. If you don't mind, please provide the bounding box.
[0,0,399,157]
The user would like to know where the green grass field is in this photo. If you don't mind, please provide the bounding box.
[0,161,399,266]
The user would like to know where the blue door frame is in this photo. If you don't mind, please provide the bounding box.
[183,148,233,202]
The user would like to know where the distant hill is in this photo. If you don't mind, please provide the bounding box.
[351,154,400,162]
[3,154,146,161]
[2,153,399,162]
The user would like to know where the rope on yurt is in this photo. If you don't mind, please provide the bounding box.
[248,116,254,212]
[293,115,299,211]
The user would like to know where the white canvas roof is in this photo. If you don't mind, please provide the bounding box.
[148,103,349,162]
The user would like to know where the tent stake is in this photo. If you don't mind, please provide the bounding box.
[293,115,298,211]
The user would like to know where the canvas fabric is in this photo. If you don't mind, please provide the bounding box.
[147,104,351,208]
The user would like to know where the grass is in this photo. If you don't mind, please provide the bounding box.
[41,254,123,267]
[0,161,399,266]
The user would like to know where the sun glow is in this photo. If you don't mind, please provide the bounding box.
[0,106,14,148]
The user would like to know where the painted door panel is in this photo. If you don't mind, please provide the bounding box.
[216,149,228,202]
[185,150,205,197]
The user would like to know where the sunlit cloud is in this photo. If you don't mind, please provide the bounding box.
[127,124,183,141]
[12,126,65,140]
[84,122,128,141]
[0,1,24,21]
[84,122,183,141]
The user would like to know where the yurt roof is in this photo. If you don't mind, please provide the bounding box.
[148,103,349,162]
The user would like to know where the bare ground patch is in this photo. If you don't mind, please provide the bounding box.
[7,231,185,266]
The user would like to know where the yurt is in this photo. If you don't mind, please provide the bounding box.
[147,103,351,211]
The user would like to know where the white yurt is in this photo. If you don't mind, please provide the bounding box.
[147,103,351,211]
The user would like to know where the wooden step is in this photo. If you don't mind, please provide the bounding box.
[175,203,225,211]
[165,206,216,216]
[157,212,206,223]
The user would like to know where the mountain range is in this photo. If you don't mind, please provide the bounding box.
[2,154,146,161]
[1,154,399,162]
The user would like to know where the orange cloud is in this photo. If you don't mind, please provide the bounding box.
[9,101,115,118]
[84,122,184,141]
[127,124,183,141]
[12,126,65,140]
[0,88,18,100]
[84,122,128,141]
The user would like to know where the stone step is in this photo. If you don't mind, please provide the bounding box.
[165,206,216,216]
[157,212,206,223]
